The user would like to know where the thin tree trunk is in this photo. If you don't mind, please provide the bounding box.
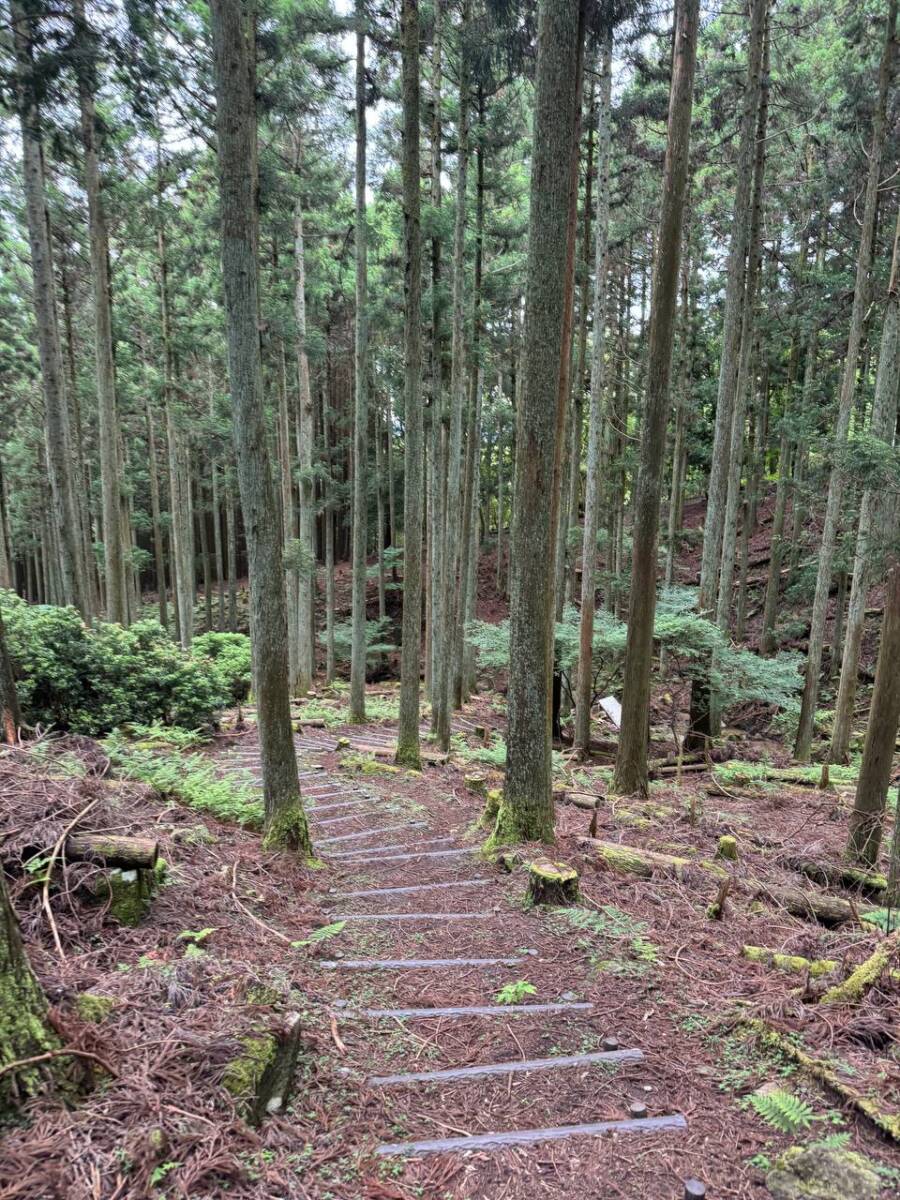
[278,340,299,688]
[499,0,583,843]
[0,609,20,745]
[350,2,369,722]
[687,0,768,748]
[226,475,238,631]
[794,0,896,761]
[396,0,424,768]
[72,0,127,625]
[292,138,315,694]
[210,0,311,856]
[426,0,443,709]
[375,402,387,622]
[573,28,613,757]
[613,0,700,796]
[664,222,692,590]
[197,475,213,633]
[828,209,900,764]
[145,400,168,630]
[211,460,225,631]
[846,559,900,867]
[11,0,86,617]
[462,368,483,699]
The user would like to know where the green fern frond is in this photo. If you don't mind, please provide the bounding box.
[748,1089,816,1133]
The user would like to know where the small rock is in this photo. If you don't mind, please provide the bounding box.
[766,1146,880,1200]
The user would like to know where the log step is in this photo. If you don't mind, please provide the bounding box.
[370,1047,643,1087]
[376,1113,687,1157]
[307,799,373,813]
[314,810,384,827]
[329,837,457,860]
[331,879,492,899]
[318,822,427,845]
[329,911,494,923]
[320,956,524,971]
[353,1002,594,1019]
[332,848,472,866]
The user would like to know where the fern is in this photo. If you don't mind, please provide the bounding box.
[291,921,346,949]
[748,1090,816,1134]
[807,1132,851,1151]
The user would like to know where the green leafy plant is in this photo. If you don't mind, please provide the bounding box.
[324,617,396,665]
[495,980,537,1005]
[192,632,252,704]
[748,1090,816,1134]
[177,927,215,944]
[291,921,346,949]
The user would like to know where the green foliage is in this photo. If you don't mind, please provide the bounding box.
[291,921,346,949]
[177,927,215,944]
[495,980,536,1005]
[324,617,396,665]
[551,905,659,976]
[1,592,228,734]
[860,907,899,934]
[103,731,263,828]
[747,1090,816,1134]
[192,632,252,704]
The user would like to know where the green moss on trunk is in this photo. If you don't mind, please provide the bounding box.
[262,804,314,861]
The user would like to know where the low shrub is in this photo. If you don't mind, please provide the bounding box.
[192,632,252,704]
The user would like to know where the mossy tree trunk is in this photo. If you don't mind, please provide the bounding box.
[614,0,700,796]
[0,609,20,745]
[396,0,424,769]
[501,0,582,843]
[1,866,63,1116]
[210,0,311,857]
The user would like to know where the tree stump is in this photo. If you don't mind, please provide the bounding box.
[223,1013,303,1125]
[526,860,580,906]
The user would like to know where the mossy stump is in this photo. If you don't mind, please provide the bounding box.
[479,787,503,830]
[464,774,488,797]
[223,1013,303,1126]
[716,835,739,861]
[95,868,154,926]
[527,860,580,906]
[766,1146,880,1200]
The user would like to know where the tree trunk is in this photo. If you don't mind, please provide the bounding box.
[226,474,238,631]
[277,341,299,689]
[396,0,424,768]
[0,609,20,745]
[613,0,699,796]
[72,0,127,625]
[794,0,896,761]
[145,400,168,630]
[435,0,470,751]
[426,0,444,710]
[686,0,768,747]
[11,0,86,618]
[210,0,311,856]
[498,0,583,845]
[846,560,900,868]
[292,139,315,694]
[350,3,369,723]
[375,402,387,622]
[324,388,336,684]
[573,29,613,757]
[829,207,900,763]
[715,17,769,631]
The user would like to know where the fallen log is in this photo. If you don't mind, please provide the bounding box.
[782,857,886,897]
[348,741,448,765]
[754,882,874,927]
[556,790,600,811]
[578,837,725,881]
[820,929,900,1006]
[741,945,837,978]
[66,835,159,870]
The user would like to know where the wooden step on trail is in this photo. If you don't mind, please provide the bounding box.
[329,911,494,923]
[369,1046,643,1086]
[331,879,492,899]
[314,810,383,827]
[351,1001,594,1019]
[332,847,472,866]
[328,837,457,859]
[318,822,427,845]
[320,955,524,971]
[307,799,373,813]
[376,1113,688,1157]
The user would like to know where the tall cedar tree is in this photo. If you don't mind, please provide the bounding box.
[396,0,424,768]
[614,0,700,795]
[493,0,583,844]
[209,0,312,855]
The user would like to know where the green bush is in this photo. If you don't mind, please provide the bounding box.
[0,591,228,734]
[324,616,396,664]
[192,632,252,703]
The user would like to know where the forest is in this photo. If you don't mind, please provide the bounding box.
[0,0,899,1196]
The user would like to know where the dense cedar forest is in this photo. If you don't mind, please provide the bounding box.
[1,0,900,1196]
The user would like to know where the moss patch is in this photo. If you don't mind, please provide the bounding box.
[74,993,117,1023]
[261,804,313,860]
[766,1146,880,1200]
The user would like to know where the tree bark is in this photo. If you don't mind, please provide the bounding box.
[350,3,369,723]
[498,0,583,844]
[794,0,896,761]
[613,0,700,796]
[396,0,424,768]
[829,207,900,763]
[72,0,127,625]
[11,0,86,618]
[573,28,613,757]
[292,137,315,693]
[686,0,768,747]
[0,609,20,745]
[210,0,311,856]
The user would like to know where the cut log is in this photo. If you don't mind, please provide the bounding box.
[820,929,900,1005]
[556,790,600,811]
[222,1012,303,1125]
[578,837,725,881]
[741,946,838,977]
[66,835,159,870]
[782,857,886,897]
[526,860,580,906]
[754,882,874,927]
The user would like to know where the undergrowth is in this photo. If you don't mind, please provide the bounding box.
[551,905,659,977]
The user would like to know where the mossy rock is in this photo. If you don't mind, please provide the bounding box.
[765,1146,880,1200]
[223,1014,303,1126]
[74,993,117,1023]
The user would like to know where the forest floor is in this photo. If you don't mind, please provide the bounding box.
[2,694,899,1199]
